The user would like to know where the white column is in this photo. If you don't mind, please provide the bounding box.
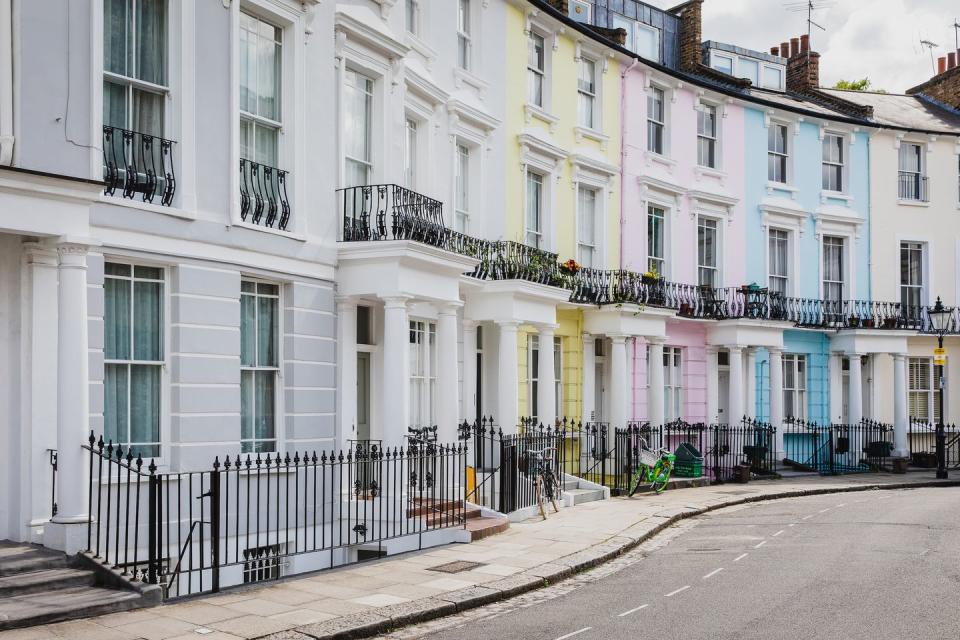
[705,346,719,424]
[745,348,757,418]
[847,353,863,426]
[436,303,461,443]
[769,347,784,459]
[893,353,909,458]
[21,244,59,542]
[461,321,478,424]
[829,352,844,423]
[536,324,557,427]
[381,296,410,447]
[727,346,744,425]
[497,322,520,434]
[581,334,595,424]
[609,335,628,429]
[46,243,90,553]
[336,298,357,450]
[647,339,665,427]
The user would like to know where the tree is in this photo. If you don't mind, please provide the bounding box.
[832,78,885,93]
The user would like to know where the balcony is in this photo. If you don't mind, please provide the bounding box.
[240,159,291,231]
[898,171,929,202]
[102,126,176,206]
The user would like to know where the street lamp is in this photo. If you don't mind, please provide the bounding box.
[927,297,953,480]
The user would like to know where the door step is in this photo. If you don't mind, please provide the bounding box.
[0,585,142,629]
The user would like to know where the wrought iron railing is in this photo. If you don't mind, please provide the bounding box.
[898,171,929,202]
[103,126,176,206]
[240,159,291,231]
[782,417,894,474]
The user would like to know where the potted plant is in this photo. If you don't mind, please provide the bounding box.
[848,316,861,328]
[863,318,875,329]
[558,258,582,290]
[641,269,660,285]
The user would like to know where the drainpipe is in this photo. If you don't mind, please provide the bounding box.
[620,59,640,270]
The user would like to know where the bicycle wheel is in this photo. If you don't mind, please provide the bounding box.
[651,459,672,494]
[628,465,647,497]
[535,475,547,520]
[544,469,560,513]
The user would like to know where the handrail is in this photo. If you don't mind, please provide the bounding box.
[164,519,204,597]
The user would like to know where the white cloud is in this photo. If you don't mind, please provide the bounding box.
[645,0,960,92]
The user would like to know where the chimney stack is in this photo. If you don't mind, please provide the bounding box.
[785,34,820,92]
[770,46,780,56]
[949,52,958,70]
[939,57,948,75]
[781,41,791,58]
[677,0,704,72]
[790,37,800,58]
[800,34,809,54]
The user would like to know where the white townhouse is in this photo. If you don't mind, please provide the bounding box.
[0,0,338,553]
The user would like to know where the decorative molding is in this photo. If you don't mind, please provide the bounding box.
[524,103,560,133]
[573,125,610,150]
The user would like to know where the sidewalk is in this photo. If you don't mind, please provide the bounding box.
[4,473,956,640]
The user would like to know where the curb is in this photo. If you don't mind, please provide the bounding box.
[265,478,960,640]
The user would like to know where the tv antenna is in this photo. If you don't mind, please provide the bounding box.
[784,1,833,44]
[920,38,939,75]
[952,19,959,51]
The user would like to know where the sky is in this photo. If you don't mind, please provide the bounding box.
[648,0,960,93]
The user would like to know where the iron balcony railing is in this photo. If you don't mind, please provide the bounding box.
[240,159,291,231]
[103,126,176,206]
[336,185,959,334]
[898,171,929,202]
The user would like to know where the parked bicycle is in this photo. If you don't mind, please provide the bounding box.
[525,446,560,519]
[628,437,675,496]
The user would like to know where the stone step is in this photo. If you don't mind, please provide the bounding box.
[0,568,95,598]
[564,488,606,506]
[0,544,67,577]
[464,515,509,541]
[0,585,142,631]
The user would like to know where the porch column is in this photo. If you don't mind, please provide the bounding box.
[496,321,520,434]
[436,303,461,443]
[22,244,59,543]
[461,321,478,424]
[705,346,719,424]
[581,333,595,424]
[847,353,863,426]
[769,347,784,460]
[647,338,665,428]
[829,352,844,423]
[46,243,90,554]
[745,348,757,418]
[893,353,909,458]
[336,298,357,450]
[381,296,410,447]
[727,345,744,425]
[609,335,628,430]
[536,324,557,427]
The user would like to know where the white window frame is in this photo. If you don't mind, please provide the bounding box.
[343,68,375,187]
[647,204,666,277]
[768,228,790,297]
[409,319,437,429]
[908,357,943,422]
[822,132,846,193]
[403,116,419,190]
[697,215,721,287]
[663,347,682,422]
[527,334,540,423]
[782,354,807,420]
[821,234,846,304]
[576,184,599,268]
[577,56,598,130]
[898,141,926,202]
[647,85,666,156]
[454,141,470,233]
[239,10,284,167]
[527,31,546,108]
[899,241,926,309]
[762,65,784,90]
[103,261,167,460]
[739,57,760,85]
[711,53,734,75]
[553,336,563,420]
[767,122,789,184]
[525,169,544,249]
[634,22,660,61]
[457,0,472,71]
[405,0,420,36]
[519,135,564,251]
[240,279,281,454]
[697,101,719,169]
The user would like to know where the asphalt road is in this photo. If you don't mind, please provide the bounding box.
[392,487,960,640]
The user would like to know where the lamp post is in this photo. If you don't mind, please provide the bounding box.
[927,297,953,480]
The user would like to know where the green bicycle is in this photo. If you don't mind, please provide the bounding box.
[628,437,675,496]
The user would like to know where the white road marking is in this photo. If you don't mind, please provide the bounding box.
[788,523,796,527]
[836,503,846,507]
[772,529,784,537]
[664,585,690,597]
[555,627,592,640]
[703,567,724,579]
[618,604,649,617]
[801,515,814,520]
[754,540,768,549]
[818,508,831,513]
[733,553,748,562]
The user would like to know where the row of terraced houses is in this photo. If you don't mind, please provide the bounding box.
[1,0,960,587]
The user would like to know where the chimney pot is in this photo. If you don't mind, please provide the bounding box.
[770,46,780,56]
[939,56,948,74]
[800,34,810,53]
[790,37,800,58]
[781,41,791,59]
[949,52,957,70]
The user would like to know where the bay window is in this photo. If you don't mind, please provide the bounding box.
[697,217,718,287]
[647,205,665,276]
[240,12,282,167]
[768,229,789,295]
[767,124,788,183]
[241,281,279,453]
[647,87,665,155]
[783,354,807,419]
[822,134,844,192]
[577,186,597,268]
[697,104,717,168]
[577,58,597,129]
[104,263,164,458]
[528,33,545,107]
[344,70,373,187]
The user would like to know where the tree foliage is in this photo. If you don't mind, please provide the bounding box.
[832,78,885,93]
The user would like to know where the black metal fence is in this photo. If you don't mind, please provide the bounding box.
[782,418,894,474]
[239,159,291,231]
[908,419,960,468]
[85,434,466,599]
[103,125,176,206]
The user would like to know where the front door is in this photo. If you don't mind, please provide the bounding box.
[718,371,729,424]
[594,361,605,422]
[357,352,370,442]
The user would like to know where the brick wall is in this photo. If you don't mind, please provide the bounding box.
[677,0,703,72]
[907,65,960,110]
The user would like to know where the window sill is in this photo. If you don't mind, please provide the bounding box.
[821,190,853,204]
[453,66,488,94]
[644,151,677,171]
[897,199,931,207]
[766,181,799,193]
[524,103,559,132]
[694,166,727,182]
[98,194,196,221]
[232,219,307,241]
[574,126,609,150]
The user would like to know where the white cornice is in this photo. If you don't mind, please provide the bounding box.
[335,7,408,61]
[405,66,448,107]
[448,99,501,133]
